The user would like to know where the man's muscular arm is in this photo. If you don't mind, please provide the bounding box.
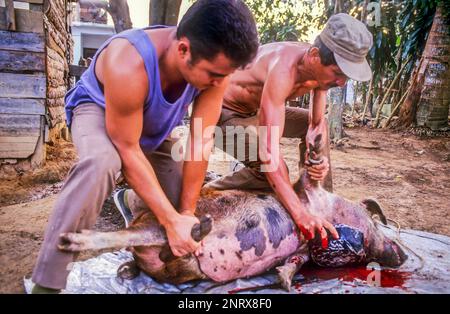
[304,89,330,181]
[102,41,200,257]
[179,79,229,215]
[258,58,338,241]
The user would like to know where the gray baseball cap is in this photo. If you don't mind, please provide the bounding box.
[319,13,373,82]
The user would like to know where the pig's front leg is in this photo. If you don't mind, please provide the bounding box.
[275,244,309,291]
[58,228,166,252]
[117,260,141,280]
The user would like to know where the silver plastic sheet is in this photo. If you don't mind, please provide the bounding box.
[24,225,450,294]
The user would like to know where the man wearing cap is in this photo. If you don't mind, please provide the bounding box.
[202,13,373,241]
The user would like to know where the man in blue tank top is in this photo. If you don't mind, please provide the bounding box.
[31,0,258,293]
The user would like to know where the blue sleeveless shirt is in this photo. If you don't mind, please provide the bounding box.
[65,26,199,153]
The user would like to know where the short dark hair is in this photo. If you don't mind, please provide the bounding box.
[312,36,337,66]
[177,0,259,68]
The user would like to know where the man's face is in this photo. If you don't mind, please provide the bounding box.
[185,53,237,90]
[314,64,348,90]
[306,47,348,90]
[177,39,237,90]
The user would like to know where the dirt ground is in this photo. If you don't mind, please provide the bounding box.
[0,126,449,293]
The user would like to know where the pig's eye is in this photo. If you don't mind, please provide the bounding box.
[308,224,366,267]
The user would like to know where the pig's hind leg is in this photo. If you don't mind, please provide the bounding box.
[58,227,166,252]
[275,244,309,291]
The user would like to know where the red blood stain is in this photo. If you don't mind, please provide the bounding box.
[299,266,411,289]
[299,226,313,240]
[321,237,329,249]
[290,256,302,265]
[228,266,411,294]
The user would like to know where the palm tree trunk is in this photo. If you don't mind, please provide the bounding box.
[334,0,343,14]
[108,0,132,33]
[397,4,450,130]
[361,0,370,22]
[149,0,182,26]
[81,0,132,33]
[328,86,345,141]
[327,0,347,138]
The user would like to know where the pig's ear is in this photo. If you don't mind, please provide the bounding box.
[361,198,388,225]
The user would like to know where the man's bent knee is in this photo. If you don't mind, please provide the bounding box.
[81,151,121,178]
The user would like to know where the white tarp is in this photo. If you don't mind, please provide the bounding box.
[25,225,450,294]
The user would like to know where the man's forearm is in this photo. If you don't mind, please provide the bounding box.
[310,89,327,126]
[264,155,310,222]
[258,101,310,222]
[119,147,180,227]
[307,90,328,148]
[179,134,214,213]
[179,159,208,212]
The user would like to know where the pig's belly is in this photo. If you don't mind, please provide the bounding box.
[197,229,300,282]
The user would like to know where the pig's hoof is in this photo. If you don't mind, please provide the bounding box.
[276,265,293,292]
[117,261,140,280]
[58,230,94,252]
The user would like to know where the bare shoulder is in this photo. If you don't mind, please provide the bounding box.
[234,42,304,84]
[97,38,147,87]
[105,38,143,66]
[265,42,310,69]
[96,39,148,106]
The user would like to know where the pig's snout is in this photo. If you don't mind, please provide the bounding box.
[379,240,408,267]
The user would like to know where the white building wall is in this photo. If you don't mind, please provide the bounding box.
[71,22,115,65]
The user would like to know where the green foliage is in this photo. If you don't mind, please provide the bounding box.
[367,1,401,84]
[185,0,442,95]
[347,0,440,100]
[400,0,437,62]
[244,0,323,43]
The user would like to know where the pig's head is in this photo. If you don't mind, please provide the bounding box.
[360,199,408,267]
[367,234,408,267]
[361,226,408,268]
[297,134,407,269]
[308,222,407,268]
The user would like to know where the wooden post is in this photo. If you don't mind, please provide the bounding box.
[362,78,373,120]
[374,56,412,127]
[5,0,16,31]
[351,81,359,117]
[383,84,412,128]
